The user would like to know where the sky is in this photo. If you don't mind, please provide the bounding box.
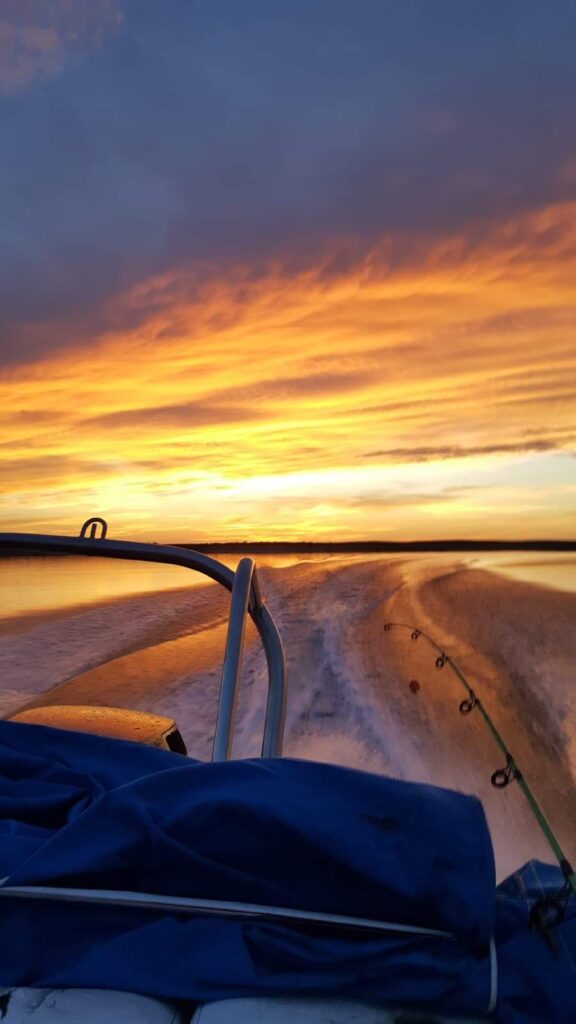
[1,0,575,542]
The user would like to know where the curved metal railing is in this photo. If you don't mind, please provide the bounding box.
[0,521,287,759]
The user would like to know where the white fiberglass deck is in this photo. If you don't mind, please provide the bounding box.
[2,991,488,1023]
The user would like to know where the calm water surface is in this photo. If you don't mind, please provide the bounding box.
[1,551,574,622]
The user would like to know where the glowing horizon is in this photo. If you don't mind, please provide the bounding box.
[3,201,575,542]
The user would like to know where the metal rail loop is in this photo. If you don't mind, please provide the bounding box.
[0,528,287,759]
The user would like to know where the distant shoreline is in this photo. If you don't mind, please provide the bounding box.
[1,539,574,557]
[179,539,576,553]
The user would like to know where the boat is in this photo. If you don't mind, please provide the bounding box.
[0,519,574,1024]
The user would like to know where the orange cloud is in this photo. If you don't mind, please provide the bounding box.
[2,203,575,541]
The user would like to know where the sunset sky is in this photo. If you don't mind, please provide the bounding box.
[1,1,575,542]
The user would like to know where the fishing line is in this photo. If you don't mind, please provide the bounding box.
[382,621,576,898]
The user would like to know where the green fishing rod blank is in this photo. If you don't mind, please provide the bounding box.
[382,621,576,897]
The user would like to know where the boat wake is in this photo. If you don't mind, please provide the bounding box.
[1,554,574,879]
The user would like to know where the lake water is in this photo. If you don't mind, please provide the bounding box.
[1,550,574,623]
[1,548,575,881]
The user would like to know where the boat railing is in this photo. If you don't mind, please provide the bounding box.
[0,520,287,759]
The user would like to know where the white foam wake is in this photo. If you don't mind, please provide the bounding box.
[1,553,574,878]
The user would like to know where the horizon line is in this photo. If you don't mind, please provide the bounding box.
[176,538,576,551]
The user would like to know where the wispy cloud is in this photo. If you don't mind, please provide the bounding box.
[361,440,572,462]
[86,401,265,430]
[2,3,576,540]
[0,1,122,95]
[2,2,576,344]
[2,201,575,540]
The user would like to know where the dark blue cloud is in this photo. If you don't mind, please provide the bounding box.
[1,0,575,361]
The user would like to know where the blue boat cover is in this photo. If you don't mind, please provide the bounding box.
[0,721,574,1023]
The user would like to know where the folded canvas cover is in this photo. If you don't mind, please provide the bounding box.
[0,722,573,1022]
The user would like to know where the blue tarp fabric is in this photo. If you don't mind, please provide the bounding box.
[0,721,574,1023]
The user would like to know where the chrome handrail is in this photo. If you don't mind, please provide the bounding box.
[0,527,286,758]
[212,557,254,761]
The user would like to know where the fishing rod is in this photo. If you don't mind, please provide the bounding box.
[382,621,576,900]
